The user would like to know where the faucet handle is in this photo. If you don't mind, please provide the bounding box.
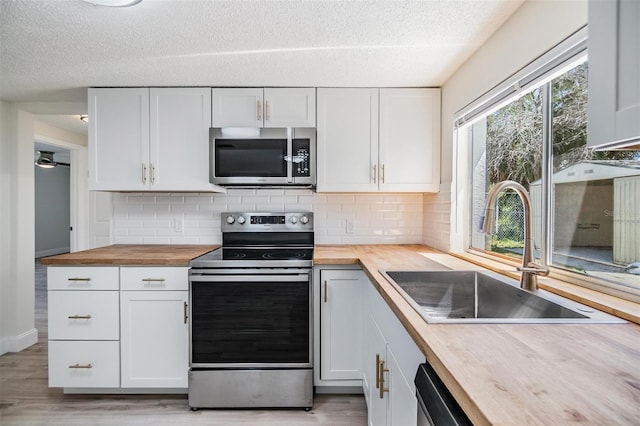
[517,262,550,276]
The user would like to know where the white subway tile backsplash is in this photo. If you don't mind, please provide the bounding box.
[112,190,425,245]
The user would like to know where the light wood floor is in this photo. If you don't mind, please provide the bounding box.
[0,261,367,425]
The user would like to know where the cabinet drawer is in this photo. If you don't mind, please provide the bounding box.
[48,291,119,340]
[120,267,188,291]
[48,267,119,291]
[49,340,119,388]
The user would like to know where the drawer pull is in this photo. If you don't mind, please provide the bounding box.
[68,315,92,320]
[69,363,93,369]
[379,359,389,399]
[68,277,91,282]
[141,278,165,283]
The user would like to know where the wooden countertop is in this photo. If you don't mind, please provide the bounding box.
[315,244,640,425]
[40,244,218,266]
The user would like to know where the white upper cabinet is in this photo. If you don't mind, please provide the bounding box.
[379,88,440,192]
[149,88,213,191]
[89,88,221,192]
[316,88,440,193]
[89,88,149,191]
[212,87,315,128]
[587,0,640,149]
[317,88,379,192]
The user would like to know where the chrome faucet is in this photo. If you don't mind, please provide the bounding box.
[481,180,549,291]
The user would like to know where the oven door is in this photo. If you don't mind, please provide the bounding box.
[189,269,312,368]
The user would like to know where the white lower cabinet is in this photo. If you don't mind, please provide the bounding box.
[364,278,424,426]
[47,265,189,391]
[48,341,120,388]
[120,291,189,388]
[319,269,365,381]
[47,266,120,389]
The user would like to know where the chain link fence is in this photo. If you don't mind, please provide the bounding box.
[494,193,525,243]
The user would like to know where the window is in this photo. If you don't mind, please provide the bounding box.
[461,46,640,297]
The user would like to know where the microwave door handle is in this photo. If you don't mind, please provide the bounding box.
[286,128,293,183]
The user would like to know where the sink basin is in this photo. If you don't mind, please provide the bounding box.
[381,270,626,324]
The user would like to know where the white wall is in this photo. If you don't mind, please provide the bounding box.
[424,0,589,252]
[0,102,37,354]
[113,190,423,245]
[35,164,70,257]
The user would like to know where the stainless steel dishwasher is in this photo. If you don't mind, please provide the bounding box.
[415,363,472,426]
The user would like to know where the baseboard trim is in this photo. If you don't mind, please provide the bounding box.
[36,247,70,259]
[0,328,38,355]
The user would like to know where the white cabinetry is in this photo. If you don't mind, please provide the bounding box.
[587,0,640,149]
[316,268,366,384]
[363,278,424,426]
[120,267,189,388]
[317,88,440,193]
[47,265,189,391]
[88,88,221,192]
[212,87,315,128]
[88,88,149,191]
[47,266,120,388]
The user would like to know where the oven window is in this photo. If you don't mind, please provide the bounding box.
[191,280,310,364]
[214,139,287,177]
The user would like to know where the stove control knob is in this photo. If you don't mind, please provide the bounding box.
[237,216,246,225]
[226,216,235,225]
[300,215,309,224]
[290,216,298,224]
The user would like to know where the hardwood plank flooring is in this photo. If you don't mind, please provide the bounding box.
[0,261,367,425]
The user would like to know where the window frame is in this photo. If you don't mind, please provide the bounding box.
[453,26,640,302]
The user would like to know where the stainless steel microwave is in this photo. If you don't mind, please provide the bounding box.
[210,127,316,187]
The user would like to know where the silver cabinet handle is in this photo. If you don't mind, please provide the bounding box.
[141,278,165,284]
[67,277,91,282]
[265,100,270,121]
[373,164,377,184]
[69,363,92,369]
[150,164,155,184]
[381,164,385,183]
[68,315,92,319]
[257,100,262,121]
[142,163,147,183]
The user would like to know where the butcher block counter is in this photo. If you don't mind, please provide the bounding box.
[40,244,218,266]
[315,244,640,425]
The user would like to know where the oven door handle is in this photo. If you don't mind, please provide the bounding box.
[189,274,309,283]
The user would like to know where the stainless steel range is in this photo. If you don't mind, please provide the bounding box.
[188,212,314,410]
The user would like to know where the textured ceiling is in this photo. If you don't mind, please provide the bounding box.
[1,0,525,104]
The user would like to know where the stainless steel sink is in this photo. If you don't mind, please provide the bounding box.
[381,270,626,324]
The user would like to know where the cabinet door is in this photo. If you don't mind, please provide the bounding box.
[367,313,389,426]
[212,88,263,127]
[88,88,150,191]
[319,269,365,381]
[149,88,212,191]
[588,0,640,148]
[379,88,440,192]
[264,88,316,127]
[120,291,188,388]
[317,88,379,192]
[386,344,418,426]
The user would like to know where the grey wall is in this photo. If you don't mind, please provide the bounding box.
[35,164,70,257]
